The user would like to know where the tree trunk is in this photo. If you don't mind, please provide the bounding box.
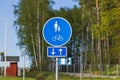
[104,39,107,65]
[42,11,45,61]
[106,25,110,64]
[96,0,103,73]
[25,2,38,69]
[37,0,42,71]
[91,26,96,70]
[84,26,89,71]
[31,32,38,69]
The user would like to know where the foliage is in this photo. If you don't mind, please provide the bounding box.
[14,0,120,72]
[100,0,120,64]
[14,0,52,70]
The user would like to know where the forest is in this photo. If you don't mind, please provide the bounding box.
[14,0,120,74]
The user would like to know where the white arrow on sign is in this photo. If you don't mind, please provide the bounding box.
[51,48,55,55]
[67,58,71,64]
[59,49,63,55]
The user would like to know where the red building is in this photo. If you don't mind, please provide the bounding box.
[3,56,19,76]
[6,62,18,76]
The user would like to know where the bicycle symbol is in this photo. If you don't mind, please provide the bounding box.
[52,35,63,41]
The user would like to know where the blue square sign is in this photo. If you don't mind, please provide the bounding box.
[47,47,67,57]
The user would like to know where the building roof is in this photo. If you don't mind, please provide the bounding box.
[2,56,19,62]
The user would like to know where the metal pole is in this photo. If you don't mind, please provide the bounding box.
[74,64,75,73]
[67,65,69,73]
[107,65,109,77]
[89,65,91,74]
[117,65,119,77]
[56,57,58,80]
[4,20,7,77]
[80,33,84,80]
[80,55,83,80]
[23,55,25,80]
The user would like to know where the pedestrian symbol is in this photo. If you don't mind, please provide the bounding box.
[54,21,60,32]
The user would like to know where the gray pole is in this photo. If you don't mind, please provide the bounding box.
[22,47,26,80]
[56,57,58,80]
[80,33,84,80]
[89,65,91,74]
[4,20,7,77]
[23,55,25,80]
[107,65,109,77]
[67,65,68,73]
[79,47,82,80]
[117,65,119,77]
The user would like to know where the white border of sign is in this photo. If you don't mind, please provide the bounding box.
[42,17,72,47]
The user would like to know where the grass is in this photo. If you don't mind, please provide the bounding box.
[0,65,119,80]
[26,71,120,80]
[103,65,120,76]
[26,71,54,80]
[0,71,119,80]
[0,76,35,80]
[1,76,120,80]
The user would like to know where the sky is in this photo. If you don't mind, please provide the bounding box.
[52,0,79,10]
[0,0,24,68]
[0,0,79,68]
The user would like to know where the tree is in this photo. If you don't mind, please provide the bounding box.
[14,0,52,70]
[100,0,120,64]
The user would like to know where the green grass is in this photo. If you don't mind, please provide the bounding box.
[0,76,35,80]
[103,65,120,76]
[26,71,120,80]
[1,76,120,80]
[1,71,119,80]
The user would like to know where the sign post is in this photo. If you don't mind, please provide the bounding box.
[56,57,58,80]
[43,17,72,80]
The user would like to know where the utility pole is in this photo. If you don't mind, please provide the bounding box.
[23,54,25,80]
[4,20,7,77]
[96,0,103,74]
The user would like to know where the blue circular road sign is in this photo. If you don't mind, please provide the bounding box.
[43,17,72,47]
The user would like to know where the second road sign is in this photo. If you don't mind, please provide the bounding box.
[47,47,67,57]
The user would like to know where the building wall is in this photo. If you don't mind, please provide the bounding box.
[6,62,18,76]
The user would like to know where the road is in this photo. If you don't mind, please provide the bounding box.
[61,72,118,79]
